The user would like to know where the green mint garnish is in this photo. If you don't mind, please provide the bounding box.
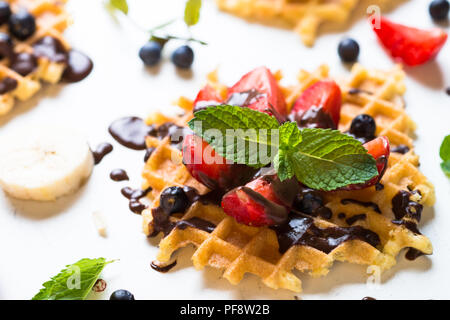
[188,105,378,191]
[108,0,128,15]
[184,0,202,27]
[32,258,114,300]
[440,135,450,177]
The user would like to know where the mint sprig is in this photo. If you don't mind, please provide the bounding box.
[188,105,378,191]
[184,0,202,27]
[32,258,114,300]
[440,135,450,177]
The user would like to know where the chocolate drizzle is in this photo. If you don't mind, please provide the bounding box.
[391,145,410,154]
[289,106,336,130]
[121,186,152,214]
[109,117,153,150]
[341,199,381,214]
[345,213,367,226]
[31,36,93,82]
[405,248,424,261]
[110,169,129,181]
[150,260,177,273]
[226,88,266,108]
[392,190,422,221]
[0,77,17,94]
[271,212,380,254]
[92,142,113,165]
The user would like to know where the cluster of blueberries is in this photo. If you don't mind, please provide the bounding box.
[336,0,449,64]
[0,1,36,41]
[139,40,194,69]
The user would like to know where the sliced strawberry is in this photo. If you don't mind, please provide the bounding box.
[193,84,224,112]
[182,134,254,191]
[221,174,299,227]
[290,80,342,129]
[343,136,390,191]
[372,17,447,66]
[227,66,287,119]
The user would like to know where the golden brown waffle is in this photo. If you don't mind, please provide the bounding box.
[216,0,360,46]
[141,64,435,293]
[0,0,72,115]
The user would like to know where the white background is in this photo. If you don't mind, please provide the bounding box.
[0,0,449,300]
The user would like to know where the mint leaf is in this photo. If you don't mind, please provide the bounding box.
[188,105,280,167]
[109,0,128,14]
[440,135,450,177]
[32,258,114,300]
[189,106,378,191]
[184,0,202,27]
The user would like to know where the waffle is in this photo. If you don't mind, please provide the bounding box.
[141,64,435,293]
[216,0,397,46]
[0,0,72,116]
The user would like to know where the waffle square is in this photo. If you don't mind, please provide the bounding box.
[0,0,72,116]
[141,64,435,293]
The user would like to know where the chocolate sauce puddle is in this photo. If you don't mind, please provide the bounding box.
[121,186,152,214]
[92,142,113,165]
[341,199,381,214]
[109,117,152,150]
[289,106,336,130]
[391,145,410,154]
[271,212,380,254]
[0,77,17,94]
[150,260,177,273]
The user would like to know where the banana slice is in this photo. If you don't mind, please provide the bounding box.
[0,125,94,201]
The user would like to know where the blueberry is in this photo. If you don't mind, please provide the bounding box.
[0,1,11,25]
[350,114,376,140]
[429,0,449,21]
[160,186,189,214]
[338,38,360,63]
[8,10,36,40]
[0,32,13,59]
[110,289,135,300]
[139,41,162,66]
[171,45,194,69]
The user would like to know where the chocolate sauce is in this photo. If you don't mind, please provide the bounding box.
[0,77,17,94]
[392,190,422,221]
[392,220,421,234]
[31,36,93,82]
[110,169,129,181]
[338,213,346,220]
[62,50,93,83]
[151,122,191,149]
[226,89,265,108]
[121,186,152,214]
[446,87,450,96]
[405,248,424,261]
[109,117,152,150]
[33,36,67,63]
[348,88,373,95]
[0,34,13,60]
[92,142,113,165]
[392,145,410,154]
[176,217,216,233]
[345,214,367,226]
[11,52,37,76]
[289,106,336,130]
[341,199,381,214]
[271,212,380,254]
[150,260,177,273]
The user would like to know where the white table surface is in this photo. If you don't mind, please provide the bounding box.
[0,0,449,300]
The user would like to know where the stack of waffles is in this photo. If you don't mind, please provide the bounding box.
[0,0,72,115]
[216,0,393,46]
[140,64,435,292]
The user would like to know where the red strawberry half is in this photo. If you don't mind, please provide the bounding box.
[343,136,390,190]
[193,84,224,113]
[289,80,342,129]
[221,174,299,227]
[372,17,447,66]
[182,134,255,191]
[227,66,287,120]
